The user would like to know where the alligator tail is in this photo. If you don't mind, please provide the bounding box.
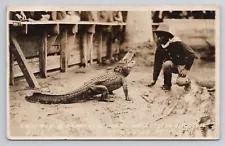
[25,92,76,104]
[25,88,92,104]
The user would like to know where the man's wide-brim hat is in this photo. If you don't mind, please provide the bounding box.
[153,23,174,38]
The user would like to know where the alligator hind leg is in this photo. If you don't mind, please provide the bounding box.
[90,85,114,102]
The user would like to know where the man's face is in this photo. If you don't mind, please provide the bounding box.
[157,35,169,45]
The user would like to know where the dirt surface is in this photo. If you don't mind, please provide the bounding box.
[8,46,218,139]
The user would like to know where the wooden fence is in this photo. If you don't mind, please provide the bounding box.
[9,20,126,88]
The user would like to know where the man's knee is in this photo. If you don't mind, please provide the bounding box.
[163,61,173,70]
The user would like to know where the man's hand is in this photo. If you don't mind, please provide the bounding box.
[179,68,188,77]
[148,80,156,87]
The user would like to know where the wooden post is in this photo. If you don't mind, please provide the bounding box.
[80,31,88,67]
[106,30,113,60]
[10,36,40,88]
[60,28,68,72]
[9,47,14,86]
[39,31,48,78]
[96,27,103,64]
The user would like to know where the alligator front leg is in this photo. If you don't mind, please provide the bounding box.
[122,78,131,101]
[90,85,114,102]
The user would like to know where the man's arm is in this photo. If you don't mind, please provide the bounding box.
[153,48,164,81]
[181,42,196,70]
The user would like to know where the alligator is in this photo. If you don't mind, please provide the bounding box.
[25,50,135,104]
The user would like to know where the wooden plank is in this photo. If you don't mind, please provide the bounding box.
[39,32,48,78]
[10,36,40,88]
[11,35,42,58]
[66,24,77,65]
[47,34,58,50]
[67,33,76,65]
[9,20,127,26]
[13,48,108,78]
[14,56,60,78]
[68,50,81,66]
[60,28,68,72]
[9,48,14,86]
[152,23,160,26]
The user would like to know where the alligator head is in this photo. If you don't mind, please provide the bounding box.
[118,50,135,64]
[120,60,136,77]
[114,50,135,74]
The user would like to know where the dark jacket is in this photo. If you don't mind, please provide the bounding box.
[153,41,196,81]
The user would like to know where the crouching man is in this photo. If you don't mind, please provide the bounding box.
[148,24,196,91]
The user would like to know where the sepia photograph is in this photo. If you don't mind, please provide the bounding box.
[6,5,220,140]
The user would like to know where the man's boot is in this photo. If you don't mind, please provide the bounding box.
[162,69,172,91]
[162,61,173,91]
[161,84,171,91]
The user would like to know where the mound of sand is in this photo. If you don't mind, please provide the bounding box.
[121,41,217,138]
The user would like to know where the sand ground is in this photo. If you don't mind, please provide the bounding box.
[7,56,217,139]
